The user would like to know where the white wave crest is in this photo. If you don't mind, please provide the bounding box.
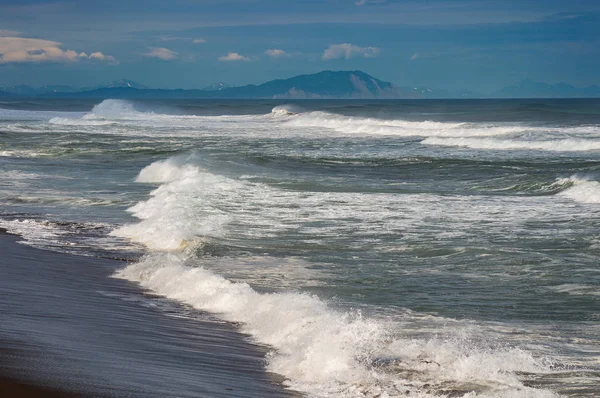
[423,137,600,152]
[549,284,600,297]
[116,253,558,398]
[111,157,236,250]
[84,99,143,120]
[135,157,202,183]
[270,104,303,118]
[558,176,600,204]
[284,111,526,138]
[49,117,118,126]
[0,149,57,158]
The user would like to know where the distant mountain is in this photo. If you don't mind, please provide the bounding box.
[493,79,600,98]
[228,70,402,99]
[4,73,598,99]
[203,82,231,91]
[38,70,411,99]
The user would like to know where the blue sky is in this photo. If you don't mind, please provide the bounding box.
[0,0,599,92]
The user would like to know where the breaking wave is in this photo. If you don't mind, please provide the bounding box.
[117,253,558,398]
[422,137,600,152]
[113,156,561,397]
[279,108,525,137]
[270,104,303,117]
[111,157,234,251]
[48,99,151,124]
[557,176,600,204]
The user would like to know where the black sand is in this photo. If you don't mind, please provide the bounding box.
[0,229,295,397]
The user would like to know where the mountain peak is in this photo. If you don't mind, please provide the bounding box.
[243,70,397,99]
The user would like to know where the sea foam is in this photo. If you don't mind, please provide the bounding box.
[558,176,600,204]
[422,137,600,152]
[112,156,561,397]
[283,109,524,138]
[116,252,559,398]
[111,157,233,251]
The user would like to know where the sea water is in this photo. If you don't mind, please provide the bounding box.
[1,98,599,397]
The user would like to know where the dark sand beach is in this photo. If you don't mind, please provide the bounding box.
[0,229,294,397]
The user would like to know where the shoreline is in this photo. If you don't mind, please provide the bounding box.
[0,228,296,397]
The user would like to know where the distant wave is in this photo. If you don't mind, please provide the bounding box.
[84,99,148,120]
[493,178,575,195]
[558,176,600,204]
[422,137,600,152]
[492,176,600,204]
[280,109,531,138]
[49,117,118,126]
[269,104,304,117]
[270,108,600,149]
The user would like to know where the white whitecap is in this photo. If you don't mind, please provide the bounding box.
[422,137,600,152]
[558,176,600,204]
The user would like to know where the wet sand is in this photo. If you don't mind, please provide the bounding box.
[0,229,295,397]
[0,375,81,397]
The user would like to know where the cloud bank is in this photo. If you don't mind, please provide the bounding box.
[144,47,178,60]
[0,37,116,64]
[218,52,249,61]
[322,43,380,60]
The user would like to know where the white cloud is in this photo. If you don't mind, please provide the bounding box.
[144,47,178,60]
[218,52,249,61]
[322,43,380,60]
[193,38,206,44]
[0,37,117,64]
[89,51,117,63]
[410,52,420,60]
[265,48,287,58]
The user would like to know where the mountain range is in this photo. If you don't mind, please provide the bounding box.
[1,72,598,99]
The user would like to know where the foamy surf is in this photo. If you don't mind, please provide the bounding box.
[422,137,600,152]
[110,157,233,251]
[557,176,600,204]
[111,156,564,398]
[115,253,559,398]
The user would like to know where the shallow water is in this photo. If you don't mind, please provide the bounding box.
[1,98,599,397]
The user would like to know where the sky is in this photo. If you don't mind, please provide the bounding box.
[0,0,599,93]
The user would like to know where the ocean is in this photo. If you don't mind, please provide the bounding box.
[1,98,599,397]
